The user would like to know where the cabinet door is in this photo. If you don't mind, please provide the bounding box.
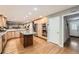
[24,35,33,47]
[3,18,7,27]
[2,17,5,27]
[0,16,7,27]
[7,32,9,40]
[0,17,3,27]
[0,37,2,53]
[4,33,8,41]
[11,31,15,39]
[20,33,24,45]
[7,32,12,40]
[15,32,20,38]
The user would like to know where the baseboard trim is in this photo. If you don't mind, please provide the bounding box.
[70,36,79,38]
[34,35,47,41]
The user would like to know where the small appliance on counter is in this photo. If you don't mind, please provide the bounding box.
[0,27,6,32]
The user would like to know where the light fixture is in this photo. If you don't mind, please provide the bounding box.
[34,7,38,11]
[39,16,43,18]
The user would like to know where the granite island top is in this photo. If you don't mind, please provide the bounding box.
[21,31,36,35]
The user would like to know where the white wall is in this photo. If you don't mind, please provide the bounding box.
[65,14,79,37]
[47,16,64,47]
[47,6,79,47]
[69,20,79,36]
[29,22,33,33]
[63,17,70,42]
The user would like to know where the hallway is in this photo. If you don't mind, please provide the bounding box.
[65,37,79,53]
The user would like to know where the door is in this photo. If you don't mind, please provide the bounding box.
[47,16,62,47]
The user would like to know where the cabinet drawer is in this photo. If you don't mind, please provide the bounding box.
[7,32,12,40]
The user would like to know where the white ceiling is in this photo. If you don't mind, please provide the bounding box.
[0,5,76,23]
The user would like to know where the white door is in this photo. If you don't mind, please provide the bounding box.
[47,16,62,47]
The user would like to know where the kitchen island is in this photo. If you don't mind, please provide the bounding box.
[0,29,35,53]
[21,31,35,48]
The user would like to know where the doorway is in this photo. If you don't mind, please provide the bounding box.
[64,12,79,52]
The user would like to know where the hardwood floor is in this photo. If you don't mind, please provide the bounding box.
[64,37,79,54]
[2,36,79,54]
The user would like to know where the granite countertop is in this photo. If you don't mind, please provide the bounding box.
[0,29,36,37]
[0,29,26,37]
[21,31,36,35]
[0,32,7,37]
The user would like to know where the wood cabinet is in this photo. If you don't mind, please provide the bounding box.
[20,33,24,45]
[4,33,8,41]
[2,34,8,49]
[33,17,48,39]
[42,23,47,37]
[0,37,2,53]
[7,31,12,40]
[0,15,7,27]
[23,34,33,48]
[0,16,3,27]
[11,31,15,39]
[15,31,20,38]
[0,31,21,53]
[7,31,20,40]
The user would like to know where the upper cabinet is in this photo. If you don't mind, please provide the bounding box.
[0,15,7,27]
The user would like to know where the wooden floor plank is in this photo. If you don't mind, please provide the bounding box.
[3,36,79,54]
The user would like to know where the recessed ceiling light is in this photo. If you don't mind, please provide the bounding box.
[28,12,32,15]
[39,16,43,18]
[34,8,38,11]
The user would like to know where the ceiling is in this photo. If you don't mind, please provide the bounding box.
[0,5,77,23]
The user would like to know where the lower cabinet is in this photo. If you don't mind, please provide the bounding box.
[2,34,8,52]
[7,31,21,40]
[0,31,21,53]
[4,33,8,41]
[0,37,2,53]
[11,31,15,39]
[23,35,33,48]
[7,31,12,40]
[15,32,20,38]
[20,33,24,45]
[2,35,6,48]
